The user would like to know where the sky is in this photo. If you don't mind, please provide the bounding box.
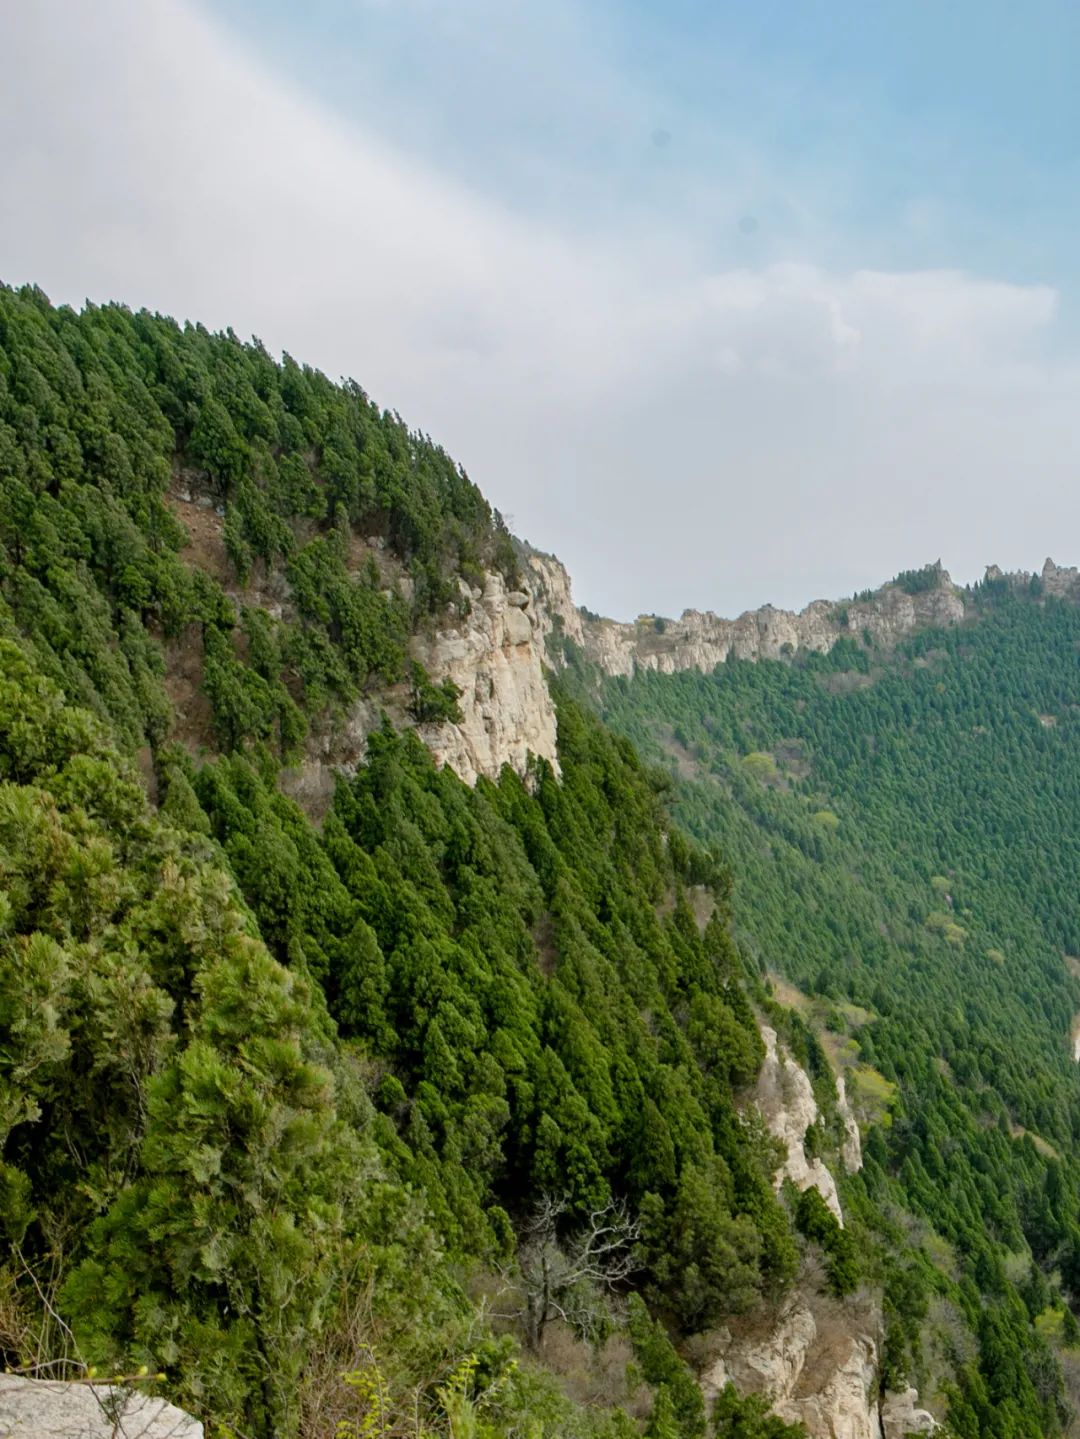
[3,1,1080,619]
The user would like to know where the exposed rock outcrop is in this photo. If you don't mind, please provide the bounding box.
[755,1025,848,1224]
[523,550,586,652]
[569,564,964,680]
[0,1375,202,1438]
[702,1293,882,1439]
[836,1074,863,1175]
[415,570,560,786]
[504,550,976,695]
[416,553,968,783]
[700,1292,938,1439]
[1040,557,1080,599]
[881,1386,938,1437]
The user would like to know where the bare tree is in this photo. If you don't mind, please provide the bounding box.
[504,1195,641,1351]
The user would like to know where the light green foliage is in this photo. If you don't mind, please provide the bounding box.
[741,751,779,785]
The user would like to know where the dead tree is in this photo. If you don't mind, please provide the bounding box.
[508,1195,640,1351]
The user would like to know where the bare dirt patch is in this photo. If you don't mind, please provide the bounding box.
[658,725,702,780]
[163,625,215,755]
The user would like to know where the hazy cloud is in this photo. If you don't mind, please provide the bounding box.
[2,0,1080,618]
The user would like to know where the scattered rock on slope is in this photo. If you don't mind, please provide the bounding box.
[0,1375,202,1438]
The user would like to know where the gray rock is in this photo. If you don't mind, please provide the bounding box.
[0,1375,202,1438]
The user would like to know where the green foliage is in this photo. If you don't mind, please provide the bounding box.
[408,659,464,724]
[0,273,806,1434]
[627,1294,705,1439]
[14,278,1078,1438]
[793,1187,860,1297]
[0,283,516,756]
[711,1384,807,1438]
[598,590,1080,1436]
[891,563,944,595]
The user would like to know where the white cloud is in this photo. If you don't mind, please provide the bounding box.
[2,0,1080,619]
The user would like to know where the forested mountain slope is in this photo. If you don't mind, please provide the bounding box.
[0,279,1074,1439]
[597,586,1080,1436]
[0,282,822,1439]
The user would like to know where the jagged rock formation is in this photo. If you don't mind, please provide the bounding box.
[0,1375,202,1438]
[415,572,561,785]
[754,1025,856,1224]
[700,1292,937,1439]
[701,1292,882,1439]
[881,1387,938,1437]
[523,549,587,652]
[984,556,1080,600]
[568,562,964,680]
[417,550,971,786]
[1039,557,1080,599]
[836,1074,863,1175]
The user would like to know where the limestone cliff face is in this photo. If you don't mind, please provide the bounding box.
[754,1025,852,1225]
[701,1293,936,1439]
[415,550,971,787]
[1039,557,1080,599]
[414,571,561,787]
[577,567,965,679]
[836,1074,863,1176]
[523,549,586,652]
[702,1295,880,1439]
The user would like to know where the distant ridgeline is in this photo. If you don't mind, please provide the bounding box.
[0,279,1073,1439]
[596,580,1080,1435]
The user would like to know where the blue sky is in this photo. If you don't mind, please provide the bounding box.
[210,0,1080,287]
[3,0,1080,617]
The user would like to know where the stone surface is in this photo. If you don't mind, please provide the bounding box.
[415,570,560,786]
[412,547,968,787]
[836,1074,863,1174]
[881,1386,938,1437]
[575,570,965,680]
[0,1375,202,1438]
[755,1025,845,1224]
[701,1295,882,1439]
[701,1293,937,1439]
[1041,556,1080,599]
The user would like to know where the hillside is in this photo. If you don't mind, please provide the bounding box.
[0,282,841,1439]
[596,580,1080,1436]
[1,279,1077,1439]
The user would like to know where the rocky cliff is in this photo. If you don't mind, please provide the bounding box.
[754,1025,857,1226]
[414,571,561,786]
[700,1291,936,1439]
[261,528,1075,795]
[544,555,965,681]
[724,1033,938,1439]
[417,551,971,786]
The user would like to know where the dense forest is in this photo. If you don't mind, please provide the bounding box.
[597,587,1080,1436]
[0,283,823,1438]
[4,279,1080,1438]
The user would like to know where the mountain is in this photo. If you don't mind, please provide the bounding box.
[593,568,1080,1437]
[0,279,1073,1439]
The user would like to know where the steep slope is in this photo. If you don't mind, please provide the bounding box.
[598,585,1080,1437]
[4,280,1072,1439]
[0,282,840,1439]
